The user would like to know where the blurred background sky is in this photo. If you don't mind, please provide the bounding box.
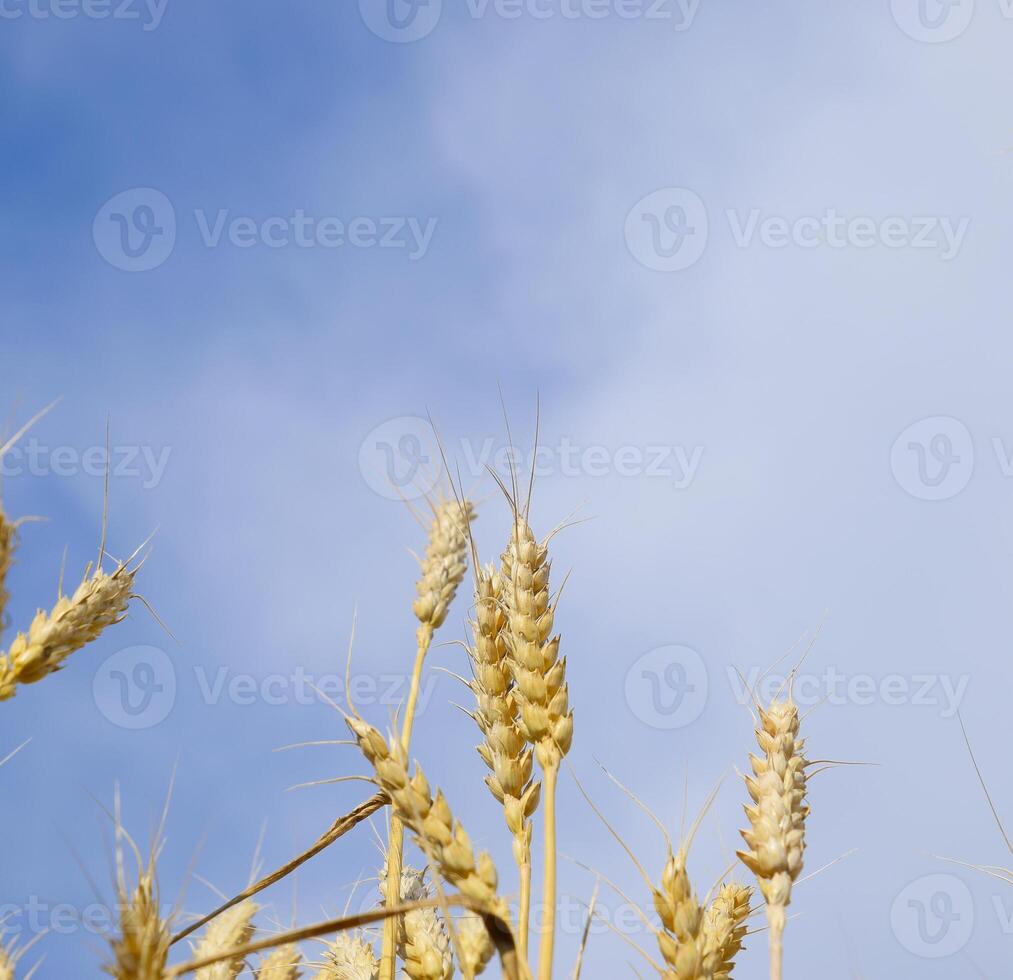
[1,0,1011,976]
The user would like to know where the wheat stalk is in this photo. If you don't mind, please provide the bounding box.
[0,558,138,701]
[192,900,259,980]
[382,497,474,980]
[467,563,539,960]
[737,700,809,980]
[256,945,302,980]
[500,516,571,980]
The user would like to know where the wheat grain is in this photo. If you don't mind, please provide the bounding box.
[257,945,302,980]
[737,699,809,980]
[0,559,136,701]
[701,883,751,980]
[193,900,259,980]
[379,864,452,980]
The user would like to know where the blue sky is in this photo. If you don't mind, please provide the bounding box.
[2,1,1012,976]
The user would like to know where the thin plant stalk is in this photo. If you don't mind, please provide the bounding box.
[518,852,532,963]
[538,760,559,980]
[380,621,435,980]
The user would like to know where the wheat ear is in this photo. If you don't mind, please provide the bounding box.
[456,914,494,979]
[501,517,571,980]
[348,713,509,975]
[701,883,751,979]
[737,700,809,980]
[467,563,540,961]
[651,846,709,979]
[256,944,302,980]
[192,900,259,980]
[0,558,137,701]
[381,498,474,980]
[385,865,453,980]
[106,850,170,980]
[315,931,378,979]
[0,507,16,634]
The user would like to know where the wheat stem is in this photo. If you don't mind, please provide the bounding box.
[518,853,532,963]
[768,907,784,980]
[381,622,434,980]
[537,759,559,980]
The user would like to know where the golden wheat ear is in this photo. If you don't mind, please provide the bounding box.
[737,698,809,980]
[189,900,258,980]
[254,944,302,980]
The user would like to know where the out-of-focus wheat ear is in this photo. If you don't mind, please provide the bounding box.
[0,929,44,980]
[317,931,379,979]
[255,944,302,980]
[0,551,139,701]
[701,883,752,979]
[192,900,259,980]
[106,831,171,980]
[0,399,62,638]
[736,699,809,980]
[457,914,494,980]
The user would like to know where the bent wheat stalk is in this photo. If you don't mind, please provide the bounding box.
[172,793,387,945]
[381,497,474,980]
[166,897,521,980]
